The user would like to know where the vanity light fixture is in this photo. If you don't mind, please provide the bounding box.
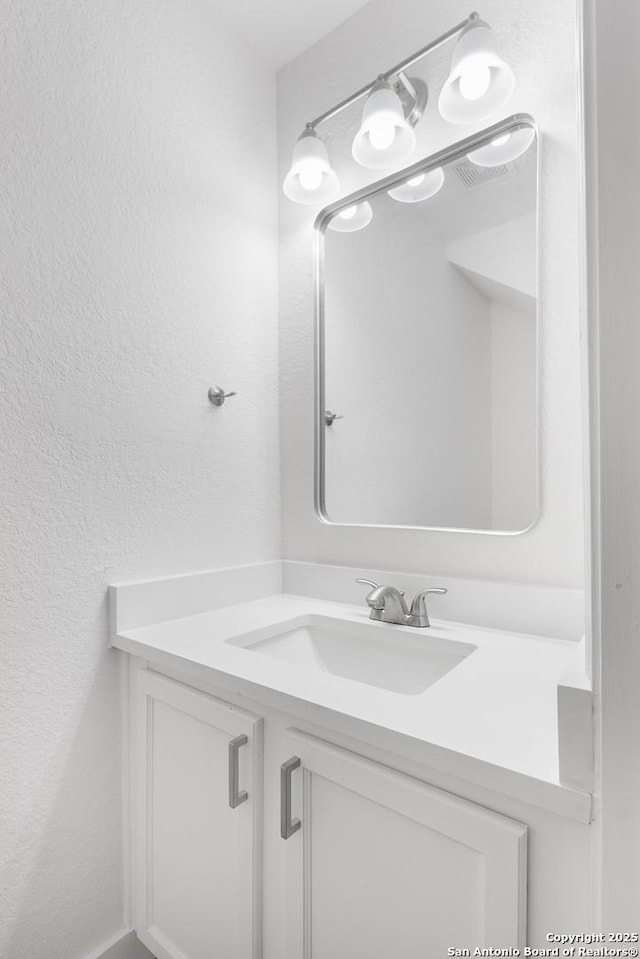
[327,201,373,233]
[438,17,515,124]
[283,12,515,205]
[387,166,445,203]
[467,126,535,166]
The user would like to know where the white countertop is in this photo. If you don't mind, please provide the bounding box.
[111,592,591,821]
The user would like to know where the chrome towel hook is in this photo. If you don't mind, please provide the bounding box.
[324,410,344,426]
[208,386,237,407]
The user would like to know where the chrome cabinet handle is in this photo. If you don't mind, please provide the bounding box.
[280,756,301,839]
[228,735,248,809]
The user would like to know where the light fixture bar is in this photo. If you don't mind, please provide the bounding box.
[306,12,478,132]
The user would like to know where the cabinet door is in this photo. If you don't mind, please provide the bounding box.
[132,670,263,959]
[280,730,527,958]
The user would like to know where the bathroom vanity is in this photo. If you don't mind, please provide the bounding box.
[110,116,595,957]
[111,562,592,959]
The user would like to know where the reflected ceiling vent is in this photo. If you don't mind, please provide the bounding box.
[453,161,510,190]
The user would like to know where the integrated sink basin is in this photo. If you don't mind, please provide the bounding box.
[226,614,476,695]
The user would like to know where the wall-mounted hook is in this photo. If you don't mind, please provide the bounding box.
[208,386,237,407]
[325,410,344,426]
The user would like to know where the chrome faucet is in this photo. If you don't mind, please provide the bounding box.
[356,579,448,628]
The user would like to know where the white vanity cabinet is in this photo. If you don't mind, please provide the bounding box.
[129,666,528,959]
[278,729,527,959]
[131,671,263,959]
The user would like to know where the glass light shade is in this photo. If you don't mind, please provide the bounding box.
[387,167,445,203]
[327,201,373,233]
[283,130,339,205]
[352,83,416,169]
[438,20,515,124]
[467,127,535,166]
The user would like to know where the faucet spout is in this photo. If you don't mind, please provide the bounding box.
[363,585,409,625]
[365,585,389,609]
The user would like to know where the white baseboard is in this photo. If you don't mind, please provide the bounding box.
[83,929,155,959]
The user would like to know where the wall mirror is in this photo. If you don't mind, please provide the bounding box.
[315,116,538,533]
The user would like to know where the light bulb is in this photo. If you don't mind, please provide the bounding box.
[467,126,535,167]
[438,19,515,124]
[459,61,491,101]
[283,129,339,205]
[352,81,416,169]
[298,163,323,192]
[328,202,373,233]
[387,166,444,203]
[368,119,396,151]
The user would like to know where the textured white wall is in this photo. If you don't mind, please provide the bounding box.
[490,302,537,529]
[447,213,538,302]
[278,0,585,587]
[0,2,279,957]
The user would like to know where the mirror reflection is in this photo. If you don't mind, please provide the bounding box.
[317,120,538,532]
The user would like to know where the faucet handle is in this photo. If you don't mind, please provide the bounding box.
[356,578,405,597]
[356,578,379,590]
[408,587,448,627]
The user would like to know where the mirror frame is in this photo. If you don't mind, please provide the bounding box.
[313,113,540,535]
